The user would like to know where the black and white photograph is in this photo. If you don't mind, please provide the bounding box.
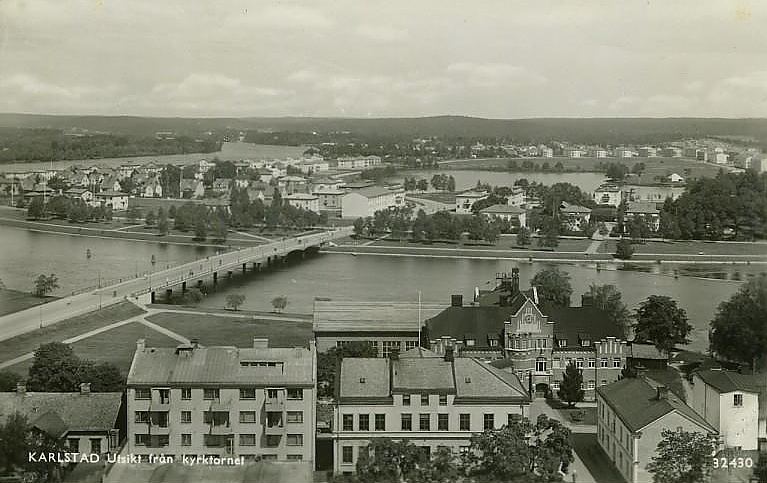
[0,1,766,482]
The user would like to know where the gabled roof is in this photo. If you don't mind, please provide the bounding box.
[543,306,622,346]
[596,377,716,434]
[0,392,122,433]
[629,343,667,360]
[400,347,442,359]
[480,204,526,215]
[693,369,762,394]
[32,411,69,438]
[96,190,125,197]
[426,306,510,348]
[345,186,396,199]
[559,201,592,213]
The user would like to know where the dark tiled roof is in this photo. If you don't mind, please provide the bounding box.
[597,378,716,433]
[426,306,510,348]
[694,370,762,394]
[400,347,442,358]
[542,306,622,346]
[629,343,668,360]
[32,411,69,438]
[0,392,122,433]
[480,204,526,214]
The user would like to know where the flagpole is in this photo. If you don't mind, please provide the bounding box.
[418,291,422,349]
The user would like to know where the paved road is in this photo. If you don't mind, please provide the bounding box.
[0,228,352,342]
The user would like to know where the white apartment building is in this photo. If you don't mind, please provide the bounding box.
[284,193,320,214]
[455,190,489,214]
[333,348,530,475]
[341,186,404,218]
[126,338,316,463]
[336,156,382,170]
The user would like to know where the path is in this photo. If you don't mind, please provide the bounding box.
[235,230,274,242]
[585,239,603,254]
[359,234,390,247]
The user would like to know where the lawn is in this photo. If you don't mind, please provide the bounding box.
[145,312,312,348]
[0,289,57,317]
[408,192,457,204]
[0,301,145,363]
[600,239,767,256]
[368,236,593,252]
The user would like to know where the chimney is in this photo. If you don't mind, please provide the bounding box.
[511,268,520,295]
[656,386,669,400]
[253,338,269,349]
[16,383,26,396]
[451,294,463,307]
[136,339,146,352]
[80,383,91,394]
[190,338,200,349]
[532,286,539,305]
[444,346,454,362]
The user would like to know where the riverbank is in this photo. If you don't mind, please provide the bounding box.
[0,289,57,317]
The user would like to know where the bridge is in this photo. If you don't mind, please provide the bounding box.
[0,227,352,342]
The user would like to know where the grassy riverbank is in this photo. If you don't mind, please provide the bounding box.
[0,289,57,317]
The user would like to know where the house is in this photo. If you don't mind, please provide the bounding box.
[118,164,141,179]
[126,338,316,463]
[65,187,94,204]
[637,147,657,157]
[506,187,525,207]
[626,343,668,370]
[0,177,21,197]
[141,178,163,198]
[593,184,623,207]
[455,191,489,214]
[690,369,765,450]
[539,146,554,158]
[335,155,382,170]
[198,159,216,173]
[95,190,129,210]
[277,175,308,195]
[312,299,445,357]
[565,148,585,158]
[180,179,205,199]
[597,378,717,483]
[625,201,660,232]
[662,147,683,158]
[309,177,342,193]
[479,205,527,228]
[591,149,609,158]
[234,175,251,189]
[559,201,592,231]
[313,189,346,216]
[332,350,530,475]
[296,159,330,174]
[284,193,320,214]
[340,186,405,219]
[614,148,636,158]
[212,178,233,193]
[0,383,123,458]
[246,183,278,204]
[667,173,684,183]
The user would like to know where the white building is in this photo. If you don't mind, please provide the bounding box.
[637,147,657,158]
[593,184,623,207]
[614,148,636,158]
[667,173,684,183]
[341,186,405,218]
[539,146,554,158]
[690,369,764,450]
[624,202,660,232]
[284,193,320,214]
[479,205,527,228]
[336,156,382,170]
[455,191,489,214]
[95,190,129,210]
[506,187,525,207]
[333,349,530,476]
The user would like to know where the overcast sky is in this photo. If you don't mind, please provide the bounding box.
[0,0,765,118]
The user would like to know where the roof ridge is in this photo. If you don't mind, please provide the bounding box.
[472,359,525,396]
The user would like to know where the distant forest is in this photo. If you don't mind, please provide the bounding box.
[0,127,221,164]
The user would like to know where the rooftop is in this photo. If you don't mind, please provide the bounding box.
[597,377,716,433]
[693,369,763,394]
[345,186,396,198]
[626,201,660,214]
[480,204,526,215]
[559,201,592,213]
[456,191,488,198]
[0,391,122,434]
[284,193,318,200]
[313,300,445,333]
[543,306,623,346]
[629,343,667,360]
[426,306,511,349]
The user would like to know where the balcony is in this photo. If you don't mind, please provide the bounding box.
[264,396,285,411]
[264,424,285,436]
[209,423,233,435]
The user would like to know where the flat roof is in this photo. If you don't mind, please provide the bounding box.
[313,300,445,333]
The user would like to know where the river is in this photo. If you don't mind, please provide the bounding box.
[1,226,763,353]
[391,170,607,193]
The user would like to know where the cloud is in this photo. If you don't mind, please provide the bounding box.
[354,24,408,42]
[608,95,640,112]
[229,4,333,30]
[446,62,547,87]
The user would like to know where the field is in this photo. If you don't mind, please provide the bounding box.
[408,192,457,204]
[600,239,767,256]
[364,236,595,253]
[145,312,313,348]
[0,289,57,317]
[0,301,145,363]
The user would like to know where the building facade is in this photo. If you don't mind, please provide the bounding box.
[336,156,382,170]
[126,338,316,463]
[455,191,489,214]
[340,186,405,218]
[284,193,320,214]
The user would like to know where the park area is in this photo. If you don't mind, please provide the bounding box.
[600,239,767,256]
[0,289,56,317]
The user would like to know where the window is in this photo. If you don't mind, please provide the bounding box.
[734,394,743,407]
[135,411,149,423]
[576,358,584,369]
[265,435,280,448]
[68,438,78,451]
[552,381,560,390]
[553,358,560,368]
[343,414,354,431]
[439,394,447,406]
[158,389,170,404]
[484,414,494,430]
[287,455,302,461]
[287,411,303,424]
[382,341,401,357]
[240,411,256,423]
[438,414,449,431]
[601,358,609,368]
[342,446,354,464]
[134,434,149,446]
[358,414,369,431]
[401,414,412,431]
[558,339,567,348]
[600,379,608,386]
[287,434,303,446]
[181,434,192,446]
[181,388,192,400]
[420,414,431,431]
[421,394,429,406]
[240,388,256,400]
[405,340,418,351]
[588,381,595,390]
[459,446,469,454]
[402,394,410,406]
[239,434,256,446]
[508,413,522,426]
[181,411,192,424]
[90,439,101,454]
[203,389,220,400]
[267,388,279,399]
[375,414,386,431]
[536,360,547,372]
[588,358,595,368]
[135,388,151,400]
[460,414,471,431]
[267,412,283,428]
[287,388,303,400]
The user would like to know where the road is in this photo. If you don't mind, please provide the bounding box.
[0,227,352,342]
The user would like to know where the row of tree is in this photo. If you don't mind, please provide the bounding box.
[27,196,113,222]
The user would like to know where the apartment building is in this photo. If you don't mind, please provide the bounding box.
[340,186,405,218]
[336,156,382,170]
[284,193,320,214]
[333,349,530,475]
[126,338,316,463]
[455,190,489,214]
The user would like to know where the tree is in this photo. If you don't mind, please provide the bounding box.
[606,162,629,181]
[446,175,456,192]
[27,197,44,219]
[0,412,67,482]
[558,362,584,407]
[0,370,22,391]
[193,218,207,241]
[126,206,141,223]
[633,296,692,354]
[516,227,531,246]
[33,273,59,297]
[27,342,82,392]
[588,284,632,339]
[226,294,245,311]
[709,274,767,373]
[355,439,427,483]
[79,361,125,392]
[416,179,429,191]
[646,429,717,483]
[144,210,156,227]
[615,239,635,260]
[317,342,377,399]
[755,455,767,483]
[157,207,169,236]
[212,215,228,242]
[538,216,560,248]
[353,217,365,237]
[271,295,288,313]
[531,267,572,307]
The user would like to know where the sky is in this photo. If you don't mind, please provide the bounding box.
[0,0,765,119]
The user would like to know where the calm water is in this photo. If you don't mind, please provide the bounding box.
[2,227,763,353]
[0,142,307,173]
[392,170,607,193]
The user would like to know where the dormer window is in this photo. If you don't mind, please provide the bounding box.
[464,377,471,383]
[558,339,567,348]
[466,339,475,347]
[581,339,591,347]
[359,377,366,384]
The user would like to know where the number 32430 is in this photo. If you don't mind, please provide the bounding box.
[713,457,753,469]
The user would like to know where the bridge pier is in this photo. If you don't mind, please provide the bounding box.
[182,281,187,292]
[150,291,155,304]
[227,271,233,279]
[257,262,261,271]
[197,280,203,288]
[213,272,218,285]
[242,263,246,273]
[165,288,172,302]
[252,262,257,272]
